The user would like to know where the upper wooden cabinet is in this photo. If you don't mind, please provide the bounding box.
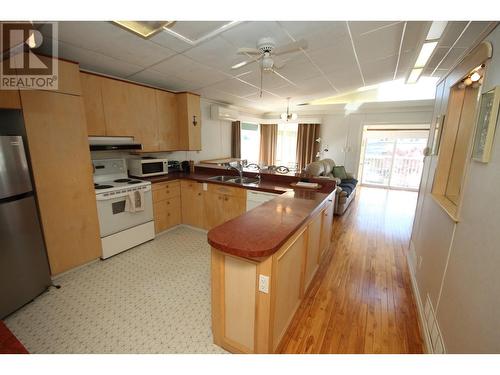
[177,92,201,150]
[155,89,179,150]
[101,77,159,152]
[80,73,201,152]
[0,90,21,109]
[80,72,106,136]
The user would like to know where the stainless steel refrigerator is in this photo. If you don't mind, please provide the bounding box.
[0,110,51,319]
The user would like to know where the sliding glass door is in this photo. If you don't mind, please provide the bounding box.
[360,129,428,190]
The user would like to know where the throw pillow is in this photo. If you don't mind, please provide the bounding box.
[333,165,348,180]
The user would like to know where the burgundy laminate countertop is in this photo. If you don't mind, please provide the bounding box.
[207,189,334,260]
[139,168,336,260]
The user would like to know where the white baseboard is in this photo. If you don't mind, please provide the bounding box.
[407,240,432,353]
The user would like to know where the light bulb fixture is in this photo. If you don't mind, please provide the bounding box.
[470,72,481,82]
[281,98,298,122]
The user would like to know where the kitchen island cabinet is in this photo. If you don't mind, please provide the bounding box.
[209,190,335,353]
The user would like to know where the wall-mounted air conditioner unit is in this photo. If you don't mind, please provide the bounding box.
[210,104,239,122]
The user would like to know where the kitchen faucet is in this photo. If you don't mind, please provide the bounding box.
[246,163,262,181]
[227,161,243,179]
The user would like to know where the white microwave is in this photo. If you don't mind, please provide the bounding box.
[127,158,168,177]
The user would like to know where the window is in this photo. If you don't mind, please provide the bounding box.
[240,122,260,164]
[276,123,298,170]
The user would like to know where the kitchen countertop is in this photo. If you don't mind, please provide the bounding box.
[139,167,336,260]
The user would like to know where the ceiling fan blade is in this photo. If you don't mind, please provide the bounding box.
[237,47,262,55]
[231,60,253,69]
[273,39,308,56]
[271,69,297,87]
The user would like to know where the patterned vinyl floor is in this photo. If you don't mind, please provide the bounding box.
[5,226,227,354]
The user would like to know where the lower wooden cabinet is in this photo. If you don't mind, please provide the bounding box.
[0,90,21,109]
[204,184,246,230]
[303,210,322,293]
[319,201,334,258]
[180,180,206,229]
[152,180,181,233]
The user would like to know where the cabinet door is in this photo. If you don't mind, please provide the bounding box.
[180,180,206,229]
[80,72,106,136]
[20,90,102,275]
[304,211,322,292]
[204,191,226,230]
[319,202,334,258]
[155,89,179,151]
[101,78,159,151]
[223,194,246,222]
[177,92,201,150]
[154,197,181,233]
[0,90,21,108]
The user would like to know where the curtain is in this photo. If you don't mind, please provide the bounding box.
[259,124,278,166]
[231,121,241,158]
[296,123,321,171]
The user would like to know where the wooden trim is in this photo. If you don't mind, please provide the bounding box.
[254,256,273,354]
[431,193,459,222]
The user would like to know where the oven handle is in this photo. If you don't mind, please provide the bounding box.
[96,185,151,201]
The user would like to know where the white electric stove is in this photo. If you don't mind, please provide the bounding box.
[92,158,155,259]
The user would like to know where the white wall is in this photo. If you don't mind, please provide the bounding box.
[410,25,500,353]
[319,108,433,176]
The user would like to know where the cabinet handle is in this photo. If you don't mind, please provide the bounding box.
[193,115,198,127]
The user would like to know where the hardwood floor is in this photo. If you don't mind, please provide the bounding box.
[277,187,424,354]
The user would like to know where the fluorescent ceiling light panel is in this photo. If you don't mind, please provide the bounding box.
[427,21,448,40]
[113,21,173,38]
[407,68,423,84]
[415,41,438,68]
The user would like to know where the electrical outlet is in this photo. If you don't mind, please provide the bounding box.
[202,183,207,191]
[259,275,269,293]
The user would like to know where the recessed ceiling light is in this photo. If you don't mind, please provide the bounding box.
[407,68,423,84]
[427,21,448,40]
[415,41,438,68]
[113,21,173,38]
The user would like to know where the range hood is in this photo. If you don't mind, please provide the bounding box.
[89,136,142,151]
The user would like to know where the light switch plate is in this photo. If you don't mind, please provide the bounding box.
[202,183,208,191]
[259,275,269,293]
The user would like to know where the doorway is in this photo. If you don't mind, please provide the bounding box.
[359,126,429,191]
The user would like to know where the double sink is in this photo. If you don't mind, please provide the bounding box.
[207,175,260,185]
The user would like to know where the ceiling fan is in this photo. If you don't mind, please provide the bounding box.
[231,37,308,97]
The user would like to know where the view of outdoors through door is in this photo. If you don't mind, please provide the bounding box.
[360,128,429,190]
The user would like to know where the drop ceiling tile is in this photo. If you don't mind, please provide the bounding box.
[326,66,364,93]
[439,22,469,48]
[278,21,348,51]
[454,22,493,49]
[276,53,323,82]
[44,21,176,68]
[295,76,336,96]
[168,21,231,42]
[306,36,357,75]
[150,54,229,87]
[353,22,405,64]
[127,69,199,92]
[348,21,403,36]
[360,54,398,86]
[219,21,291,50]
[436,47,467,70]
[207,78,259,97]
[40,37,143,78]
[150,31,193,53]
[239,69,297,90]
[182,36,243,73]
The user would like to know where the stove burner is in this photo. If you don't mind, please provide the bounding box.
[95,184,113,189]
[114,178,132,183]
[127,180,141,184]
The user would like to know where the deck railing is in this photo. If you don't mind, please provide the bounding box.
[362,156,424,189]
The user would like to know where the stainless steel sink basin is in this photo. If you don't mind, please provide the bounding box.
[207,175,237,182]
[207,175,260,185]
[231,177,260,185]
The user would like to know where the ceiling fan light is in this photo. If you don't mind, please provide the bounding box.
[280,113,287,120]
[291,113,298,120]
[470,72,481,82]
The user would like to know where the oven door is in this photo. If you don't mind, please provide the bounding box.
[96,187,154,237]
